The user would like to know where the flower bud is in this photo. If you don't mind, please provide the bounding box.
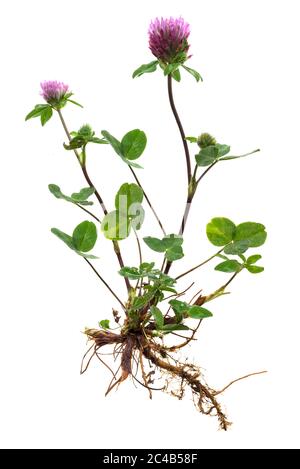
[197,133,216,149]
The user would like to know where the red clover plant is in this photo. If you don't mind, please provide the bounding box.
[26,17,267,430]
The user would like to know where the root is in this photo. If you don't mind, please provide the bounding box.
[82,328,266,431]
[142,344,231,431]
[213,370,267,396]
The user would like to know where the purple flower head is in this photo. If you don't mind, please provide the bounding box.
[148,17,190,64]
[40,81,69,104]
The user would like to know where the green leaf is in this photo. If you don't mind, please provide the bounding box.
[217,253,230,261]
[165,245,184,261]
[219,149,260,161]
[182,65,203,82]
[90,137,107,144]
[63,136,86,150]
[187,305,213,319]
[51,227,98,259]
[72,221,97,252]
[102,130,144,167]
[185,136,198,143]
[169,299,189,313]
[132,60,159,78]
[238,254,247,263]
[164,63,180,76]
[101,130,122,156]
[25,104,50,121]
[206,217,236,246]
[48,184,73,202]
[129,204,145,230]
[51,227,74,250]
[101,210,130,240]
[120,157,143,169]
[224,239,250,255]
[247,254,262,264]
[169,300,212,320]
[48,184,94,206]
[245,265,264,274]
[162,235,183,249]
[235,222,267,247]
[99,319,110,329]
[40,106,53,126]
[150,306,164,329]
[114,183,145,231]
[119,267,141,280]
[71,187,95,201]
[67,98,83,108]
[169,299,188,323]
[143,236,166,253]
[115,183,143,213]
[215,144,230,157]
[215,260,242,273]
[143,234,184,260]
[195,145,219,167]
[140,262,155,272]
[172,69,181,82]
[132,292,155,311]
[121,129,147,161]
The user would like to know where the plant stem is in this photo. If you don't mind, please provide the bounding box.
[83,258,126,310]
[167,75,192,183]
[175,248,224,280]
[81,163,108,215]
[179,192,194,236]
[164,75,194,274]
[200,269,243,306]
[74,203,100,222]
[129,166,166,236]
[164,76,223,276]
[56,109,131,292]
[192,164,198,181]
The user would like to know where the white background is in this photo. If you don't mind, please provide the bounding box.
[1,0,299,449]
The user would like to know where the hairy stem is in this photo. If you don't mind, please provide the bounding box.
[57,109,131,293]
[167,75,192,183]
[83,258,126,310]
[129,166,166,236]
[81,163,108,215]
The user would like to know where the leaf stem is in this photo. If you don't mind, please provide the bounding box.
[133,229,142,266]
[196,160,218,185]
[129,166,166,236]
[74,203,100,222]
[83,258,126,310]
[222,269,241,289]
[175,248,224,280]
[56,109,131,292]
